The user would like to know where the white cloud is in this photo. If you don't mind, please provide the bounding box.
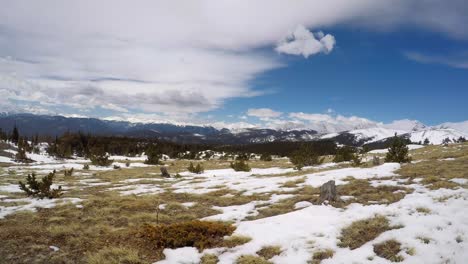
[1,0,467,118]
[275,25,335,58]
[247,108,283,119]
[404,51,468,69]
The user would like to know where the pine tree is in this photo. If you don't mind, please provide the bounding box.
[423,138,430,145]
[18,172,63,199]
[385,135,411,163]
[11,125,19,145]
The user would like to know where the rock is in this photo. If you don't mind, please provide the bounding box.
[160,167,171,178]
[320,180,337,202]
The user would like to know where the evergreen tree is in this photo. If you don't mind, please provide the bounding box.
[260,153,273,161]
[423,138,430,145]
[11,125,19,145]
[19,171,62,199]
[289,145,324,170]
[230,160,251,172]
[385,135,411,163]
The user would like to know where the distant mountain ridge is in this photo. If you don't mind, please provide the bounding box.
[0,113,466,146]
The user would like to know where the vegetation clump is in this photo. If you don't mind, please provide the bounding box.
[18,171,63,199]
[310,249,334,264]
[385,135,411,163]
[188,162,204,174]
[90,152,113,166]
[338,215,392,249]
[236,255,272,264]
[139,221,235,250]
[256,246,282,260]
[289,145,324,170]
[373,239,404,262]
[333,146,356,163]
[145,145,163,165]
[222,235,252,248]
[231,160,251,172]
[63,167,74,177]
[260,153,273,161]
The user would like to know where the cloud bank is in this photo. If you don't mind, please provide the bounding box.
[1,0,467,118]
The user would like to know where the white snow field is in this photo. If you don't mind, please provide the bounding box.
[0,142,467,263]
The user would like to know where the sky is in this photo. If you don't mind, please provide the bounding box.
[0,0,467,130]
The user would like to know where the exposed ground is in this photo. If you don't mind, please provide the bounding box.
[0,143,467,263]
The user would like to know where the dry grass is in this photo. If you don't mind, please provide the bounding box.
[200,253,219,264]
[247,186,320,220]
[87,247,146,264]
[338,215,393,249]
[416,207,431,214]
[310,249,334,264]
[256,245,282,260]
[397,143,468,190]
[236,255,272,264]
[337,178,412,206]
[373,239,404,262]
[222,235,252,248]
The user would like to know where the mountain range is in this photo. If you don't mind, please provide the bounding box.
[0,113,466,146]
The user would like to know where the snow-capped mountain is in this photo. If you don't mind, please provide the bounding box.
[383,119,427,132]
[407,128,467,145]
[0,113,466,146]
[435,121,468,134]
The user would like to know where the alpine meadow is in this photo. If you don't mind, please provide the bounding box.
[1,1,467,264]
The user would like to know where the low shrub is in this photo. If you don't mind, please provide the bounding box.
[83,164,90,170]
[236,255,272,264]
[260,153,273,161]
[338,215,391,249]
[138,220,235,250]
[222,235,252,248]
[64,167,74,177]
[373,239,404,262]
[18,172,63,199]
[188,162,204,174]
[311,249,334,264]
[90,153,113,166]
[256,246,282,260]
[231,160,251,172]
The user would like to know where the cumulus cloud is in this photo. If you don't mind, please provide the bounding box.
[1,0,467,118]
[247,108,283,119]
[275,25,335,58]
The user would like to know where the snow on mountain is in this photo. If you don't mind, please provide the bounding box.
[408,128,467,144]
[383,119,427,132]
[436,121,468,134]
[347,127,407,143]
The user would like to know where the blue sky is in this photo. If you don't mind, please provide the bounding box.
[0,1,467,129]
[213,28,468,126]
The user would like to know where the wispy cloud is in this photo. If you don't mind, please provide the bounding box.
[247,108,283,119]
[1,1,468,119]
[404,51,468,69]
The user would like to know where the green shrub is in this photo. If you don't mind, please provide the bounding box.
[145,145,162,165]
[90,153,113,166]
[333,146,356,163]
[188,162,204,174]
[83,164,90,170]
[231,160,251,172]
[18,172,63,199]
[385,135,411,163]
[260,153,273,161]
[289,145,324,170]
[139,221,235,250]
[64,167,74,177]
